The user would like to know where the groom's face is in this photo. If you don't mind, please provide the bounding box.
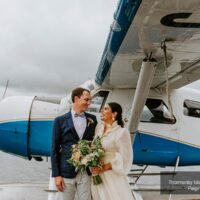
[74,91,91,112]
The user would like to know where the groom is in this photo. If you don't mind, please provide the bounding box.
[51,87,97,200]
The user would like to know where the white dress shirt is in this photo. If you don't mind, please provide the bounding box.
[71,109,87,139]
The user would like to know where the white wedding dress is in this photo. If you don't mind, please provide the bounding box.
[91,122,135,200]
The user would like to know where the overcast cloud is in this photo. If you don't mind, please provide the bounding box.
[0,0,117,97]
[0,0,199,98]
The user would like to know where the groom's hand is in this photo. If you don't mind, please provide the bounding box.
[55,176,65,192]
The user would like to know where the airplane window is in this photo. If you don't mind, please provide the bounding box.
[140,98,175,124]
[184,100,200,118]
[87,91,109,113]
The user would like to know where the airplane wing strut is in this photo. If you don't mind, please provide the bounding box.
[128,55,156,134]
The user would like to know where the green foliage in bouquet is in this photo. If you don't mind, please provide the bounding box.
[67,136,105,185]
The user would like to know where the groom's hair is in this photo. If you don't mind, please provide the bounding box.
[71,87,90,103]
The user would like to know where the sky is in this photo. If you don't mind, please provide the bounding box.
[0,0,199,99]
[0,0,117,97]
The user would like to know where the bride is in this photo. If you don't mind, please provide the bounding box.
[91,102,135,200]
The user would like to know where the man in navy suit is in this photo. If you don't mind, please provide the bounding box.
[51,87,97,200]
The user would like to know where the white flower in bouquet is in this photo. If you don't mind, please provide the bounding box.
[81,154,92,165]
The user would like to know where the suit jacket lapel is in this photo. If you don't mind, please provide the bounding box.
[65,112,80,140]
[82,113,90,139]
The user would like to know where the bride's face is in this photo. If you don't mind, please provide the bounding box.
[101,104,115,123]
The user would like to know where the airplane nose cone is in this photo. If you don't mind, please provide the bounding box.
[0,96,57,158]
[0,96,35,157]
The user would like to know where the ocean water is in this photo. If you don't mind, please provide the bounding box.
[0,151,50,184]
[0,151,51,200]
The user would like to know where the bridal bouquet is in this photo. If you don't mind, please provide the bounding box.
[67,140,91,173]
[67,136,105,185]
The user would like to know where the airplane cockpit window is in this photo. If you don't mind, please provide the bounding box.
[184,99,200,118]
[140,98,175,124]
[87,90,109,113]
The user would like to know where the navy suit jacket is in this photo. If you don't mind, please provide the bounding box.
[51,111,97,178]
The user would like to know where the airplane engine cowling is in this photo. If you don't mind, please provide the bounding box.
[0,96,59,158]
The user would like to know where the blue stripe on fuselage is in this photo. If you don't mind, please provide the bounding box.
[0,120,53,157]
[133,131,200,166]
[29,120,54,156]
[1,120,200,166]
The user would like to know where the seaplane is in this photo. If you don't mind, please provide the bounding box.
[1,0,200,199]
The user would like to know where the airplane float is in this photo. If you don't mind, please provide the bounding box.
[1,0,200,179]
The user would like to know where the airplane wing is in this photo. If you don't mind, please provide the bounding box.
[95,0,200,89]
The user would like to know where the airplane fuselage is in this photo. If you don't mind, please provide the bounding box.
[0,87,200,166]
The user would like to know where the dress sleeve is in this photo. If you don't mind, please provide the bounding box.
[110,128,133,175]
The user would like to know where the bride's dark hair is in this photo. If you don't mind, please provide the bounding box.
[107,102,124,128]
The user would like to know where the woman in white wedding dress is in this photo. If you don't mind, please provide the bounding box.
[91,102,135,200]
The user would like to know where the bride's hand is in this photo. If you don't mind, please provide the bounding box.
[91,167,103,174]
[91,163,112,174]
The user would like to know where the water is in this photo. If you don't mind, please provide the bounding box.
[0,183,48,200]
[0,151,50,184]
[0,151,50,200]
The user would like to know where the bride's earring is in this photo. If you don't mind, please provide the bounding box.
[112,117,115,121]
